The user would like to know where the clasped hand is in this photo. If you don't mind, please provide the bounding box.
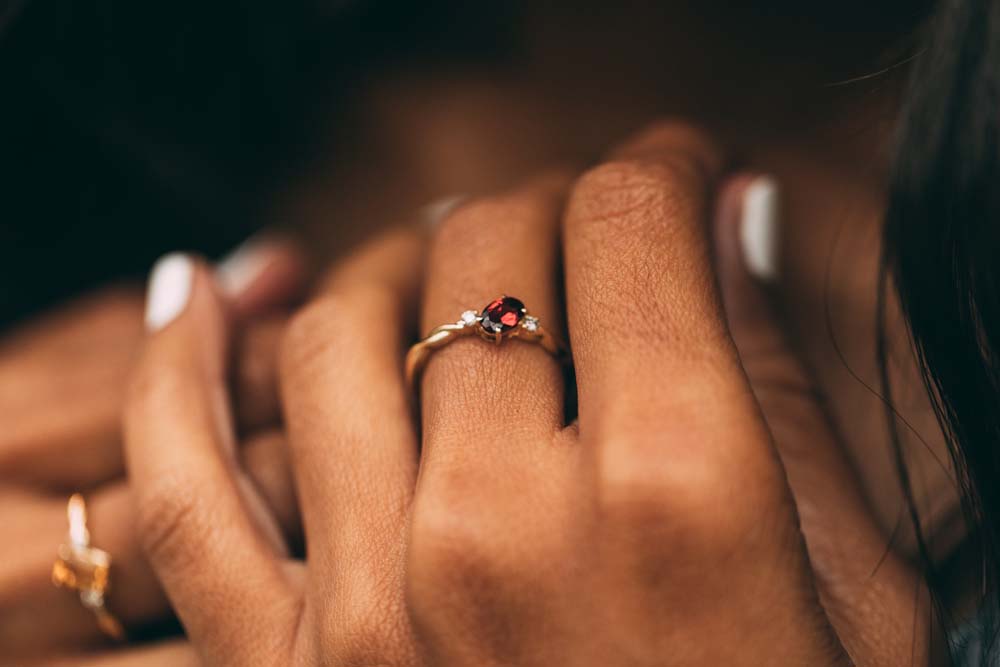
[7,122,929,666]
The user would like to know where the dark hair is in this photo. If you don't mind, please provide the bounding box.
[882,0,1000,662]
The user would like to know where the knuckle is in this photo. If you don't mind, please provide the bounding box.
[566,158,725,354]
[407,490,508,610]
[406,523,525,653]
[409,496,489,576]
[280,285,396,383]
[134,473,206,571]
[595,437,757,558]
[569,158,705,237]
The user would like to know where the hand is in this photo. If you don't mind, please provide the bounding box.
[122,123,927,665]
[0,239,303,659]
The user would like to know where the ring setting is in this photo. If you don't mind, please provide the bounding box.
[405,295,565,392]
[459,296,539,341]
[52,493,125,640]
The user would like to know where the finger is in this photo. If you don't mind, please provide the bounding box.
[223,235,308,432]
[232,316,286,432]
[241,430,301,549]
[123,255,296,662]
[563,122,751,431]
[0,286,143,362]
[0,289,142,488]
[406,179,580,659]
[0,237,304,491]
[563,122,794,504]
[279,227,424,644]
[217,235,309,318]
[564,123,849,664]
[0,432,297,657]
[0,318,287,490]
[419,173,570,467]
[714,175,929,663]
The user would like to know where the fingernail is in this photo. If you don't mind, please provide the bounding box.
[740,176,781,282]
[421,194,467,228]
[216,234,276,297]
[145,253,194,332]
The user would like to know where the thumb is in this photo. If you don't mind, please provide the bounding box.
[714,175,931,666]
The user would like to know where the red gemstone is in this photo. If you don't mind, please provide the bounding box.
[480,296,526,334]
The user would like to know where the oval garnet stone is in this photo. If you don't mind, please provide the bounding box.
[480,296,526,334]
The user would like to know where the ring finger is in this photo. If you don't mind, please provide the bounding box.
[419,173,570,468]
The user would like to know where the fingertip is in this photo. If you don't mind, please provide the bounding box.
[714,174,782,285]
[712,174,786,340]
[127,256,232,471]
[740,176,781,283]
[126,257,295,646]
[216,235,309,318]
[141,254,234,383]
[144,253,194,333]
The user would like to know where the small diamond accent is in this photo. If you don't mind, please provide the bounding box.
[522,316,539,332]
[459,310,479,327]
[80,589,104,609]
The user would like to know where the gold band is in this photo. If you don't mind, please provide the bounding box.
[52,494,125,641]
[405,296,567,393]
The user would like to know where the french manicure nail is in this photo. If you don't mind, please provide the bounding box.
[216,235,276,297]
[421,194,467,228]
[740,176,781,282]
[145,253,194,332]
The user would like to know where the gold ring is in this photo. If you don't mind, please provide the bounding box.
[405,295,567,392]
[52,494,125,641]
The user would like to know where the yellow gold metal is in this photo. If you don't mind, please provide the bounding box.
[405,302,567,394]
[52,493,125,641]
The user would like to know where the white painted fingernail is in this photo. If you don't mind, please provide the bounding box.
[216,234,275,296]
[145,253,194,332]
[421,194,467,227]
[740,177,781,282]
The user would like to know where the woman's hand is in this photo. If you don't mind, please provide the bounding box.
[0,240,303,659]
[122,122,927,665]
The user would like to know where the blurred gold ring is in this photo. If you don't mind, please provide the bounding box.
[52,493,125,641]
[405,295,567,393]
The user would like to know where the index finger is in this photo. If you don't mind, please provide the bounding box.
[123,257,296,664]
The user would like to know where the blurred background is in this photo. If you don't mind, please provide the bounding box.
[1,1,933,327]
[0,1,520,326]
